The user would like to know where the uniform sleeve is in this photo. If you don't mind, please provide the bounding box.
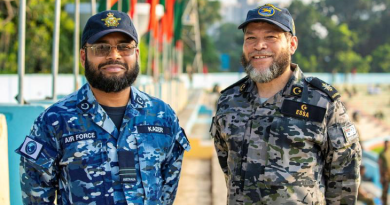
[161,117,190,205]
[323,100,362,205]
[210,116,229,183]
[15,116,59,205]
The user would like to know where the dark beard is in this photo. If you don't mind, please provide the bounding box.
[241,48,290,83]
[84,54,139,93]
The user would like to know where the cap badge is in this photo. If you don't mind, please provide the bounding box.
[258,4,281,17]
[102,12,121,27]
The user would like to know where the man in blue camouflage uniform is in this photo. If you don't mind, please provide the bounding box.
[210,4,361,205]
[16,10,190,205]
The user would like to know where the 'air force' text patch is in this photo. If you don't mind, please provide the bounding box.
[63,131,97,144]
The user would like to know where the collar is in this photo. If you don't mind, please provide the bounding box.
[281,63,306,98]
[75,84,151,137]
[241,64,306,99]
[75,84,151,114]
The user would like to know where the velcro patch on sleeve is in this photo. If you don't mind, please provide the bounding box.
[137,125,171,135]
[342,124,358,141]
[19,136,44,160]
[281,99,327,123]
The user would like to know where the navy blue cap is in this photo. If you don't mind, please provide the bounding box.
[238,4,295,36]
[81,10,138,46]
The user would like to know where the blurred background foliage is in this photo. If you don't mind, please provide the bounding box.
[1,0,390,74]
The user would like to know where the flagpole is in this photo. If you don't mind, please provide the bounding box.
[17,0,26,105]
[91,0,97,15]
[73,0,80,91]
[162,34,168,79]
[118,0,122,11]
[147,31,153,77]
[51,0,61,101]
[107,0,111,10]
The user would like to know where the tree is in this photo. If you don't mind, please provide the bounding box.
[0,0,75,74]
[371,43,390,73]
[288,0,372,73]
[214,22,243,72]
[182,0,221,72]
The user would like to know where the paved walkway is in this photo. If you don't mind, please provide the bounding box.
[174,89,227,205]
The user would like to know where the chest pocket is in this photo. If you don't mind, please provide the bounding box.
[59,132,106,203]
[264,117,324,185]
[130,126,173,201]
[135,125,173,165]
[60,132,102,166]
[217,112,251,181]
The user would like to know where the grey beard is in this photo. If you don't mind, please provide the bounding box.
[241,50,290,83]
[245,63,280,83]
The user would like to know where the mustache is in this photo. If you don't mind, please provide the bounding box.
[98,60,128,70]
[248,51,274,58]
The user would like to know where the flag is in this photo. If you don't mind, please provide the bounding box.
[174,0,186,46]
[147,0,160,38]
[159,0,175,44]
[130,0,137,18]
[98,0,130,13]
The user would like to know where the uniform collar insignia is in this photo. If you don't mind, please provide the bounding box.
[134,94,145,107]
[77,100,93,112]
[102,12,121,27]
[291,85,302,97]
[240,83,246,92]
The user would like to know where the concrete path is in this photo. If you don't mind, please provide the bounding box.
[174,89,227,205]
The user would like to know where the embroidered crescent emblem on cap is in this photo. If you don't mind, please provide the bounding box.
[101,12,121,27]
[20,137,43,160]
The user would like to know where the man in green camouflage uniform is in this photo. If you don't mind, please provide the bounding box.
[210,4,361,204]
[379,140,390,205]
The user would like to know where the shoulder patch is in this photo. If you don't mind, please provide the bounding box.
[221,76,250,94]
[305,77,340,101]
[19,136,44,160]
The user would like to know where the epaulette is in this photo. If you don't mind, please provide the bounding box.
[305,77,340,101]
[221,76,250,94]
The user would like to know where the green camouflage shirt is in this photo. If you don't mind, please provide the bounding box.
[211,64,361,205]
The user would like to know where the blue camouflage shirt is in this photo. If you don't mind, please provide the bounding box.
[16,83,190,205]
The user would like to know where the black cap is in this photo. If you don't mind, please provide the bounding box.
[238,4,295,36]
[81,10,138,46]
